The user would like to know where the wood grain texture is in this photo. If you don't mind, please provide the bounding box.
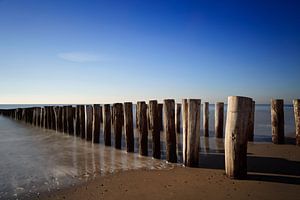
[124,102,134,152]
[186,99,201,167]
[203,102,209,137]
[293,99,300,146]
[271,99,285,144]
[215,102,224,138]
[149,100,160,159]
[164,99,177,163]
[103,104,111,146]
[137,101,148,156]
[225,96,252,179]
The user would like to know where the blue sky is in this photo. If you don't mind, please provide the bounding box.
[0,0,299,104]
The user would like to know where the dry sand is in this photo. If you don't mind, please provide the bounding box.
[41,142,300,200]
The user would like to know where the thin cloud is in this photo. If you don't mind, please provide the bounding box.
[58,52,106,62]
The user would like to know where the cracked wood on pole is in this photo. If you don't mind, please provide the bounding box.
[215,102,224,138]
[247,101,255,141]
[203,102,209,137]
[93,104,101,143]
[137,101,148,156]
[164,99,177,163]
[124,102,134,152]
[271,99,285,144]
[103,104,111,146]
[86,105,93,141]
[149,100,160,159]
[225,96,252,179]
[183,99,201,167]
[113,103,123,149]
[293,99,300,145]
[176,103,181,133]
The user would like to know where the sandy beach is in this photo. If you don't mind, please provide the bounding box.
[40,142,300,200]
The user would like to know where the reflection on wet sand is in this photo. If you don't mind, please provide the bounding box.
[0,117,173,199]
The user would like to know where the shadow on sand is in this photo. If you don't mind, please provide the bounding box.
[198,149,300,185]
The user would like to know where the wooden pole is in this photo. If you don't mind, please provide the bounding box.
[51,106,57,131]
[93,104,101,143]
[185,99,201,167]
[53,106,59,131]
[80,105,86,139]
[176,103,181,133]
[100,105,103,123]
[149,100,160,159]
[215,102,224,138]
[203,102,209,137]
[124,102,134,152]
[271,99,285,144]
[137,101,148,156]
[225,96,252,179]
[113,103,123,149]
[164,99,177,163]
[293,99,300,146]
[103,104,111,146]
[75,105,81,137]
[158,103,163,131]
[182,99,188,166]
[57,107,63,132]
[247,101,255,141]
[63,106,68,133]
[67,106,74,135]
[86,105,93,141]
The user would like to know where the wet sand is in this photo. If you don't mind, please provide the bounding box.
[42,143,300,200]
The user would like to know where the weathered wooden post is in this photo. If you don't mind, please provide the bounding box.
[57,107,63,132]
[182,99,188,166]
[247,101,255,141]
[63,106,68,133]
[103,104,111,146]
[54,106,59,131]
[67,106,74,135]
[124,102,134,152]
[225,96,252,179]
[75,105,81,137]
[80,105,85,139]
[149,100,160,159]
[32,108,36,126]
[86,105,93,141]
[215,102,224,138]
[44,106,49,129]
[184,99,201,167]
[176,103,181,133]
[158,103,163,131]
[41,107,45,128]
[293,99,300,145]
[93,104,101,143]
[52,106,57,131]
[100,106,103,123]
[113,103,123,149]
[164,99,177,163]
[137,101,148,156]
[203,102,209,137]
[271,99,285,144]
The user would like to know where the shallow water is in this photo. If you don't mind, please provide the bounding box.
[0,117,173,199]
[0,104,296,199]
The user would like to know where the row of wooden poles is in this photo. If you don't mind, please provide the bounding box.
[0,97,299,179]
